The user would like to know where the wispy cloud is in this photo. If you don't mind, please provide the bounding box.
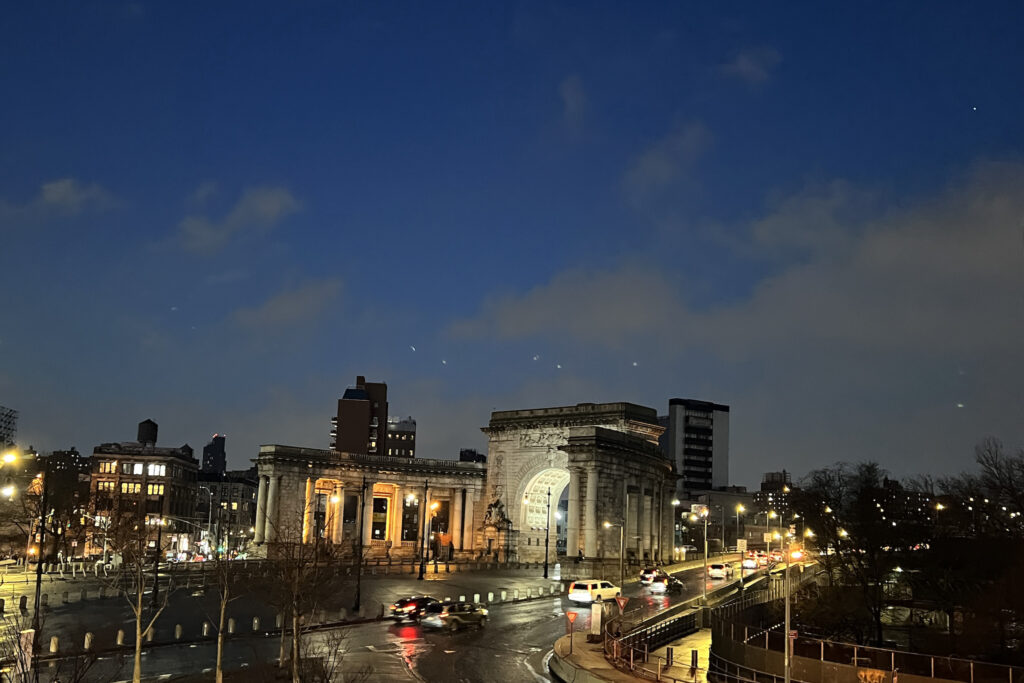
[232,278,342,330]
[0,178,119,224]
[178,186,302,254]
[719,47,782,86]
[559,74,587,136]
[622,121,712,208]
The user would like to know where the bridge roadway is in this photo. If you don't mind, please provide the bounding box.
[20,562,753,681]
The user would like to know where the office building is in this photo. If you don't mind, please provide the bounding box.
[0,405,16,446]
[753,471,793,517]
[659,398,730,496]
[386,416,416,457]
[88,420,199,558]
[197,467,258,554]
[330,376,388,455]
[202,434,227,474]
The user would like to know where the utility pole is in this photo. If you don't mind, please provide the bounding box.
[151,518,164,609]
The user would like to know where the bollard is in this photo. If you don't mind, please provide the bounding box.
[81,589,87,602]
[99,587,106,599]
[62,591,69,604]
[175,624,183,640]
[146,628,154,643]
[487,592,494,603]
[83,633,93,651]
[18,595,27,611]
[116,629,125,646]
[501,590,507,602]
[527,588,533,599]
[202,622,211,637]
[49,636,58,654]
[0,598,4,614]
[549,585,555,595]
[252,617,260,631]
[338,608,347,621]
[228,618,236,634]
[276,613,283,628]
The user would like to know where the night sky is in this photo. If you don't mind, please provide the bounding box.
[3,2,1023,486]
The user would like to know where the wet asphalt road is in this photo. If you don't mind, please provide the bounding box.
[23,562,749,681]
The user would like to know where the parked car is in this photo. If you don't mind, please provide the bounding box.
[390,596,440,621]
[707,563,734,579]
[422,602,489,631]
[568,580,621,603]
[639,567,660,585]
[649,574,683,595]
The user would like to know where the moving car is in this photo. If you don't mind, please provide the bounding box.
[741,557,758,570]
[707,563,734,579]
[639,567,660,585]
[649,574,683,595]
[390,596,440,621]
[421,602,489,632]
[568,580,621,603]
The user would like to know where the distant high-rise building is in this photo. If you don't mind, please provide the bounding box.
[0,405,17,446]
[753,471,793,516]
[659,398,730,495]
[202,435,227,474]
[330,376,388,454]
[459,448,486,463]
[385,416,416,457]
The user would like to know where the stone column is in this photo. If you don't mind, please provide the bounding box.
[643,482,653,557]
[462,489,475,551]
[633,480,644,558]
[566,468,581,557]
[265,475,280,543]
[652,485,661,560]
[302,477,315,544]
[361,484,375,545]
[451,488,463,550]
[390,488,403,545]
[583,467,598,557]
[254,475,268,543]
[331,483,345,544]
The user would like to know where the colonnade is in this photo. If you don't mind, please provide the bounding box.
[254,472,477,556]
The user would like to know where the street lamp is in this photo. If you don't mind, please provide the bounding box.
[784,548,804,683]
[524,490,553,579]
[689,506,710,603]
[735,504,744,548]
[603,521,624,588]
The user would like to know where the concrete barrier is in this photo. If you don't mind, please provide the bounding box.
[49,636,58,654]
[116,629,125,646]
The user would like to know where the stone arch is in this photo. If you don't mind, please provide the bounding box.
[516,466,570,562]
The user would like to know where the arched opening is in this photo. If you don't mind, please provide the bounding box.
[518,468,570,563]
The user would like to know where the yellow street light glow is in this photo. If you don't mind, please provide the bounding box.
[769,511,777,519]
[329,495,340,504]
[804,528,815,538]
[936,503,945,510]
[689,514,698,523]
[429,501,439,511]
[736,504,745,513]
[2,453,16,464]
[839,528,849,538]
[824,506,832,514]
[671,499,680,506]
[603,521,612,528]
[0,485,13,499]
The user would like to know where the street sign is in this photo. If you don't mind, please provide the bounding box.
[789,630,798,640]
[737,539,747,552]
[789,524,796,535]
[615,596,628,612]
[763,532,773,543]
[566,611,578,625]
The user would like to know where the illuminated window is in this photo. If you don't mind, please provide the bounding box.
[147,464,166,477]
[133,463,143,475]
[231,502,238,510]
[147,484,164,496]
[409,450,414,457]
[98,481,115,492]
[121,482,141,494]
[99,462,117,474]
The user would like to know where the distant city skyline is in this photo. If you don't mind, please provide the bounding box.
[3,3,1024,487]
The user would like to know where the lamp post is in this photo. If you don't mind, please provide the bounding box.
[603,521,624,588]
[417,479,429,580]
[784,547,804,683]
[735,504,744,548]
[671,499,680,558]
[149,516,166,609]
[543,488,551,579]
[689,506,709,603]
[354,476,367,611]
[198,485,214,555]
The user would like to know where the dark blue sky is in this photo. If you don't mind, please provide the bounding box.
[3,2,1023,485]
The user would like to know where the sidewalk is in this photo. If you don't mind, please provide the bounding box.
[549,629,712,683]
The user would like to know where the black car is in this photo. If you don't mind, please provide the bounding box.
[390,596,440,621]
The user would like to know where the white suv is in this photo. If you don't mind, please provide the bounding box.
[568,579,621,603]
[707,563,734,579]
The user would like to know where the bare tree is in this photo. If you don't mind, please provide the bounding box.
[103,508,173,683]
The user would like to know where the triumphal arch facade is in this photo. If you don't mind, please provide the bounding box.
[479,402,676,566]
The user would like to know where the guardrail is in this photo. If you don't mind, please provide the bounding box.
[710,567,1024,683]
